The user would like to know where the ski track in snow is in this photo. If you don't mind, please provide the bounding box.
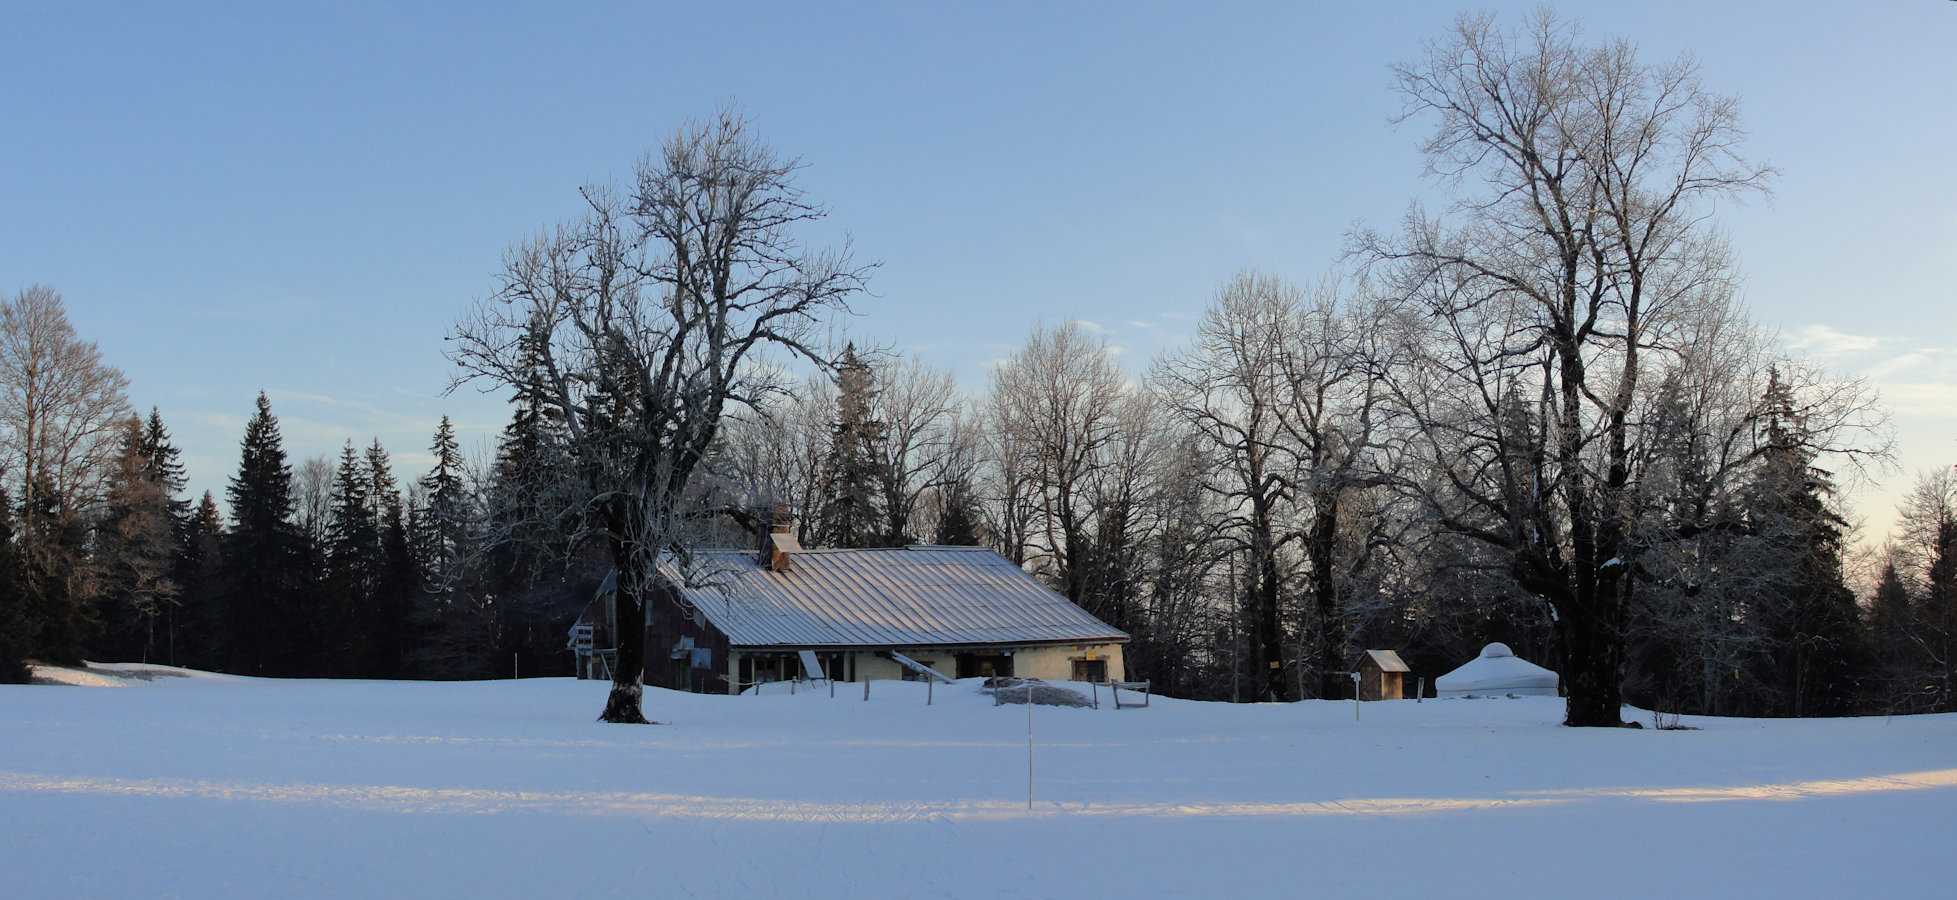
[6,766,1954,822]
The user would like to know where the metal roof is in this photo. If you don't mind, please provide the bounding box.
[652,546,1129,649]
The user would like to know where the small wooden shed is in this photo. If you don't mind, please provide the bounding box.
[1358,649,1410,701]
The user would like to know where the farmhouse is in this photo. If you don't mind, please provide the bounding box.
[570,527,1129,694]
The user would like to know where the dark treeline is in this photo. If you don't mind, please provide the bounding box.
[7,12,1956,723]
[0,287,600,681]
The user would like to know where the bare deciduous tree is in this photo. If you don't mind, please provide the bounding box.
[870,354,962,546]
[1361,11,1778,725]
[0,285,131,661]
[987,321,1131,613]
[0,285,132,529]
[1151,271,1398,700]
[450,108,870,724]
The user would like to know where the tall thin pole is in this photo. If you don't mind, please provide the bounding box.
[1026,682,1035,810]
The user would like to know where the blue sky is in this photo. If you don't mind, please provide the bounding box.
[2,1,1951,543]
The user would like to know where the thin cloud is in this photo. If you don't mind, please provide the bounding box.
[1874,383,1957,421]
[1789,324,1881,358]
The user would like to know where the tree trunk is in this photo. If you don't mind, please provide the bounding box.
[599,544,652,725]
[1255,546,1287,702]
[1558,583,1627,727]
[1308,488,1341,700]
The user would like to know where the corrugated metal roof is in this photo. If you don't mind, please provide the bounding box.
[653,546,1129,649]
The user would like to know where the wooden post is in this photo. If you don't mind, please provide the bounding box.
[863,679,870,701]
[1417,676,1425,703]
[927,678,933,706]
[1026,681,1035,810]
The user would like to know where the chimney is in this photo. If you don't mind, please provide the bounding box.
[757,503,799,572]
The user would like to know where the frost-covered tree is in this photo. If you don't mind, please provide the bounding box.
[450,107,869,723]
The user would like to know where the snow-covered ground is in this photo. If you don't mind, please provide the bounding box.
[4,666,1953,898]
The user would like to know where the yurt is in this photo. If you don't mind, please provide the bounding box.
[1435,643,1559,698]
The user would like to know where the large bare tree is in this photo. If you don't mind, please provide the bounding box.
[1361,11,1777,725]
[1151,271,1398,700]
[986,321,1135,617]
[450,108,870,723]
[0,285,131,661]
[0,285,132,528]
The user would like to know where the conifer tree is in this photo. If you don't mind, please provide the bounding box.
[221,392,312,675]
[1743,371,1869,716]
[486,322,571,582]
[417,415,471,574]
[407,416,485,678]
[814,343,889,548]
[366,439,415,677]
[138,408,191,528]
[171,490,224,669]
[322,441,378,675]
[0,484,29,682]
[17,475,93,665]
[91,416,181,662]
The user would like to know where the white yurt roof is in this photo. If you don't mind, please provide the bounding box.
[1435,643,1559,696]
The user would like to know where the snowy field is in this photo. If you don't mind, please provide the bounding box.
[4,666,1954,898]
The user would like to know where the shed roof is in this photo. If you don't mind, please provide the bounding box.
[1362,649,1410,673]
[647,545,1129,649]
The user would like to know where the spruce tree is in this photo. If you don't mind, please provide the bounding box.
[322,441,377,675]
[0,484,30,682]
[487,322,571,582]
[814,343,889,548]
[171,490,225,669]
[138,408,191,527]
[417,416,470,574]
[408,416,481,678]
[17,475,93,665]
[366,439,415,678]
[221,392,312,675]
[91,416,181,662]
[1744,370,1870,716]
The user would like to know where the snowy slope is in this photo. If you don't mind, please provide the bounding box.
[3,669,1953,898]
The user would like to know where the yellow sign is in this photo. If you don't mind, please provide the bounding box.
[1269,661,1281,669]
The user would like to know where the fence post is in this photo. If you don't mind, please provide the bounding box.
[927,679,933,706]
[863,679,870,701]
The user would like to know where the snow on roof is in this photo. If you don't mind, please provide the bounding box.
[650,545,1130,649]
[1435,643,1559,696]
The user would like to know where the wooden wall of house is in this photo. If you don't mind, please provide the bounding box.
[640,583,731,694]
